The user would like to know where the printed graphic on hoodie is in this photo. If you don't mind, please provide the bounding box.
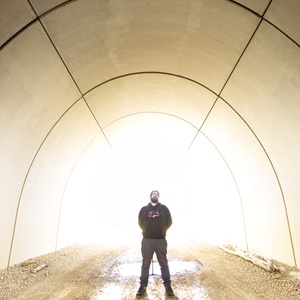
[147,210,161,218]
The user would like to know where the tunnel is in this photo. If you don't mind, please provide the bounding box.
[1,0,300,285]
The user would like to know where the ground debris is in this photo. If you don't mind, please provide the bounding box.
[20,260,37,267]
[220,244,279,272]
[31,263,48,273]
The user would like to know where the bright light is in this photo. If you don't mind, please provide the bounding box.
[85,133,187,244]
[58,132,246,249]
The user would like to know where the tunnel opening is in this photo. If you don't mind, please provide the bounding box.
[56,132,245,251]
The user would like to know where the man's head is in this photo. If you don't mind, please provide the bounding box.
[150,190,160,204]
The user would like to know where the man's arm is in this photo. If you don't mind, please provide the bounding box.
[164,206,172,229]
[138,208,144,229]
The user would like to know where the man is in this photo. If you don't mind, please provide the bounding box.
[136,190,175,297]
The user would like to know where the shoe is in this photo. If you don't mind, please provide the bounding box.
[165,285,175,297]
[136,285,146,297]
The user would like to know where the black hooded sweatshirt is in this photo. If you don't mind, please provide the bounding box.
[138,202,172,238]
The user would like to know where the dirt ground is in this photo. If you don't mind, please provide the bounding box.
[1,241,300,300]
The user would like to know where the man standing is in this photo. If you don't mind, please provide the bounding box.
[136,190,175,297]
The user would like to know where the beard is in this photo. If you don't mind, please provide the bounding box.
[151,197,158,203]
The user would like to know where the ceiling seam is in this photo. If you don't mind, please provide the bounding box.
[219,97,297,267]
[227,0,263,17]
[186,1,297,265]
[6,1,111,266]
[31,0,78,18]
[218,19,263,97]
[216,1,297,265]
[27,0,112,148]
[55,146,89,251]
[261,0,274,16]
[228,0,299,48]
[80,70,221,154]
[186,96,219,152]
[6,95,82,267]
[263,19,300,48]
[102,111,199,131]
[187,16,263,152]
[0,18,37,50]
[83,71,219,98]
[0,0,77,50]
[201,131,249,251]
[2,1,297,50]
[80,71,219,154]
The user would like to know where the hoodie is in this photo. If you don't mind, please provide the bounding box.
[138,202,172,238]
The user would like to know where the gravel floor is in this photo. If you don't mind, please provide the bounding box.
[1,242,300,299]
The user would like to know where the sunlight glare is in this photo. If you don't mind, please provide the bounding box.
[60,132,245,249]
[85,133,186,244]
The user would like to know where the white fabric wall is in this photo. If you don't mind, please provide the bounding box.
[0,0,299,269]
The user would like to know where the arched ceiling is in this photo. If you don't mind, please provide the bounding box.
[0,0,299,269]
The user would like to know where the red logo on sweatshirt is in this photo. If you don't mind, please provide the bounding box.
[148,210,161,218]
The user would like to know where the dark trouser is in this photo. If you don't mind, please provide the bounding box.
[140,238,171,287]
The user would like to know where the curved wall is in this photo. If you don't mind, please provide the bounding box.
[0,0,299,269]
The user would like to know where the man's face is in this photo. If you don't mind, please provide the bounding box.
[151,191,159,203]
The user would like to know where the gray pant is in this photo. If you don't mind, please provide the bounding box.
[140,238,171,287]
